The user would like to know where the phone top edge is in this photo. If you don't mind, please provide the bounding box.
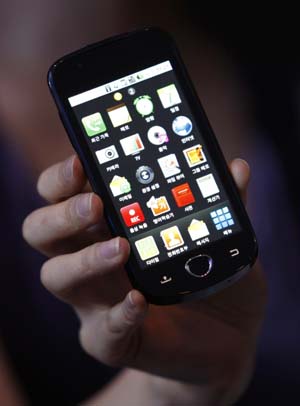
[47,26,173,87]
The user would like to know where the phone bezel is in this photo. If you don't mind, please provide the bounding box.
[48,27,258,305]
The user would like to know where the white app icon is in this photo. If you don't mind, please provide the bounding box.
[147,126,169,145]
[107,103,132,127]
[95,145,119,164]
[188,219,210,241]
[157,84,182,108]
[196,173,220,198]
[109,175,131,196]
[120,133,144,156]
[135,236,160,261]
[157,154,181,178]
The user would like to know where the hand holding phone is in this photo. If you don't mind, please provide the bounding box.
[23,154,266,403]
[47,28,258,304]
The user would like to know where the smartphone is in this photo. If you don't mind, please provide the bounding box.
[48,27,258,305]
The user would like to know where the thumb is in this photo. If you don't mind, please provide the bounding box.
[80,290,148,367]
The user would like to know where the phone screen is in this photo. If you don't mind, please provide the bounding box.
[68,60,241,270]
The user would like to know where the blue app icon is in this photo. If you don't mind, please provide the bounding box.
[172,116,193,136]
[210,206,234,230]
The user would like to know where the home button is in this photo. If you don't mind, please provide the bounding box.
[185,254,213,278]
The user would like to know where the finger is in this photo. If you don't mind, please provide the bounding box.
[23,192,104,256]
[49,222,111,256]
[229,158,250,205]
[40,237,130,300]
[37,155,87,203]
[80,290,148,366]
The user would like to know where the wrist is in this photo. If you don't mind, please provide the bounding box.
[135,354,255,406]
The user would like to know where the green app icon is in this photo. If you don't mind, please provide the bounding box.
[82,112,107,137]
[134,95,154,117]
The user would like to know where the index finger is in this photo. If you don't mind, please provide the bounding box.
[37,155,87,203]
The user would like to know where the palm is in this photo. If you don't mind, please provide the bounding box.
[129,263,266,383]
[74,260,265,385]
[120,267,265,382]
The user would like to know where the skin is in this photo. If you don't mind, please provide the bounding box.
[23,156,266,405]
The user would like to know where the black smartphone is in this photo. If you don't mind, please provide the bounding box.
[48,27,258,305]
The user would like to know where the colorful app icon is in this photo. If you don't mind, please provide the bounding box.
[183,144,206,167]
[107,103,132,127]
[160,225,184,250]
[188,219,210,241]
[172,116,193,136]
[136,165,155,184]
[210,206,234,230]
[146,195,170,216]
[157,84,182,108]
[109,175,131,196]
[135,236,160,261]
[120,202,145,227]
[95,145,119,164]
[81,112,107,136]
[171,183,195,207]
[134,95,154,116]
[120,133,144,156]
[147,126,169,145]
[157,153,181,178]
[196,173,220,198]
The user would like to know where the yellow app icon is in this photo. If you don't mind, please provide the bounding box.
[107,103,132,127]
[160,226,184,250]
[188,219,210,241]
[135,236,160,261]
[146,196,170,216]
[109,175,131,197]
[183,144,206,167]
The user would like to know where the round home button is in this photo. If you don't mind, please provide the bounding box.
[185,254,213,278]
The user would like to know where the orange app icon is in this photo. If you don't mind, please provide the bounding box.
[146,195,170,216]
[160,226,184,250]
[172,183,195,207]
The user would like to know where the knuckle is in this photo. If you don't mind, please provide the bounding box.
[58,159,68,185]
[63,196,79,228]
[63,194,91,231]
[80,242,101,277]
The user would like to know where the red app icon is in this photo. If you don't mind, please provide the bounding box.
[172,183,195,207]
[120,202,145,227]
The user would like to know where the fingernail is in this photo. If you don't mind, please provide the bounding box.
[63,156,74,181]
[75,194,92,218]
[235,158,249,168]
[128,291,136,308]
[100,237,120,259]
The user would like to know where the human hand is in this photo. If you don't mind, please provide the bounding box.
[23,155,266,404]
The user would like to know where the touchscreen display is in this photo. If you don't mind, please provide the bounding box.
[69,61,241,269]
